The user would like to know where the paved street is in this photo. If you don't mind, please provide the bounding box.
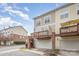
[0,45,41,56]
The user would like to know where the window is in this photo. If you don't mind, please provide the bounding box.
[36,21,40,26]
[45,18,50,24]
[44,16,50,24]
[76,4,79,15]
[60,12,68,19]
[77,10,79,15]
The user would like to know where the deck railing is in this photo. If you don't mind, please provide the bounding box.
[60,24,79,37]
[0,33,27,40]
[31,30,51,39]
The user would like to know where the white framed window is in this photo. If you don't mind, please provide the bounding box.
[44,16,51,24]
[60,11,69,19]
[76,4,79,15]
[77,10,79,15]
[35,18,41,27]
[36,21,40,26]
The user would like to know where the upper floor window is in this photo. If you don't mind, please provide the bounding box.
[60,11,69,19]
[36,21,40,26]
[77,10,79,15]
[44,16,50,24]
[76,4,79,15]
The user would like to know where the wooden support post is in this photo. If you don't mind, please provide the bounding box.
[27,36,31,49]
[51,32,55,49]
[48,26,55,49]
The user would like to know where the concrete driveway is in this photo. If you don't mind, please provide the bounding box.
[0,45,41,56]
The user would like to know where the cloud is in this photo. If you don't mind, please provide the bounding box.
[55,3,66,7]
[24,7,30,12]
[1,3,30,20]
[0,4,32,34]
[6,8,30,20]
[0,17,22,28]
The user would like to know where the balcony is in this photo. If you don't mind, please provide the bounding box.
[10,34,27,40]
[60,24,79,37]
[31,30,51,39]
[0,33,27,41]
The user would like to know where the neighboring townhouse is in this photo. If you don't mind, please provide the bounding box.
[0,26,28,46]
[31,3,79,55]
[55,3,79,55]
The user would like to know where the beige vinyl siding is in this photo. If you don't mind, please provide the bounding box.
[34,12,55,32]
[55,4,79,50]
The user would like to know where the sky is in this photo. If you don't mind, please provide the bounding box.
[0,3,64,35]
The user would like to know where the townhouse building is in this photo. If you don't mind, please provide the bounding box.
[33,10,55,49]
[55,3,79,55]
[0,26,28,46]
[31,3,79,55]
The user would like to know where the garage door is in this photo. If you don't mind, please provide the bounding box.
[34,39,52,49]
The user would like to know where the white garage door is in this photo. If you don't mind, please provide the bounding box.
[60,40,79,50]
[34,39,52,49]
